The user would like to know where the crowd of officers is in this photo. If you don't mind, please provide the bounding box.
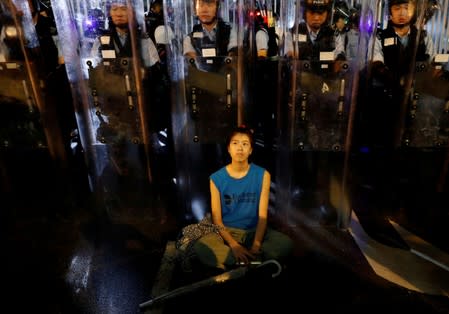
[1,0,443,149]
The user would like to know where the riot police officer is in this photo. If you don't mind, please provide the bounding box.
[285,0,348,225]
[181,0,240,143]
[91,0,160,68]
[371,0,435,97]
[254,2,280,60]
[92,0,167,136]
[285,0,346,62]
[183,0,238,61]
[358,0,436,149]
[332,1,361,62]
[88,0,165,205]
[145,0,164,45]
[353,0,439,222]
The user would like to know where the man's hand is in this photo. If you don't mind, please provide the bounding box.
[230,242,256,265]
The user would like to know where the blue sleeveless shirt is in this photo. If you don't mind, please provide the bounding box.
[210,163,265,229]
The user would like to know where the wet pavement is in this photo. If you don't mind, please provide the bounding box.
[3,149,449,314]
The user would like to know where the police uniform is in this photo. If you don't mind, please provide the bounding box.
[370,24,435,86]
[285,22,346,61]
[91,29,160,67]
[93,0,159,65]
[256,26,282,59]
[343,27,360,61]
[145,0,164,45]
[284,0,347,224]
[362,20,435,149]
[183,19,237,57]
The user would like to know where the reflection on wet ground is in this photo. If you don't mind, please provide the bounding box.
[3,148,449,314]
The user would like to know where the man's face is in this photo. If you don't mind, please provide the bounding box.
[196,0,218,25]
[227,133,252,162]
[110,4,128,28]
[305,9,328,31]
[390,3,415,26]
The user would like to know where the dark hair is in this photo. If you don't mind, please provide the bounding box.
[226,125,255,148]
[388,0,413,10]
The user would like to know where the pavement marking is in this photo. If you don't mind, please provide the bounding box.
[349,211,449,297]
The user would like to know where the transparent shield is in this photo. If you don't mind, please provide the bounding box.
[401,1,449,148]
[51,0,159,215]
[0,0,66,158]
[291,60,352,151]
[406,59,449,148]
[184,56,237,143]
[275,0,378,229]
[347,0,449,293]
[164,0,247,222]
[397,0,449,256]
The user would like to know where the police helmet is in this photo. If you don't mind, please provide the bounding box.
[388,0,414,10]
[104,0,128,15]
[104,0,128,7]
[194,0,220,5]
[303,0,332,13]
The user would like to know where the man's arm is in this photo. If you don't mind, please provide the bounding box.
[369,35,384,63]
[255,28,269,59]
[183,34,196,58]
[142,37,160,67]
[227,27,238,56]
[333,32,346,61]
[250,170,270,254]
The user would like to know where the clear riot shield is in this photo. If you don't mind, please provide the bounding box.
[275,0,374,228]
[402,1,449,149]
[0,0,65,158]
[395,1,449,252]
[407,59,449,148]
[184,56,238,143]
[0,0,77,208]
[348,0,449,283]
[51,0,158,215]
[164,0,246,222]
